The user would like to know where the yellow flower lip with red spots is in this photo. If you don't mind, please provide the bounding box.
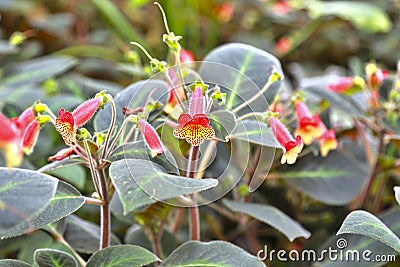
[173,113,215,146]
[55,97,103,145]
[294,100,323,145]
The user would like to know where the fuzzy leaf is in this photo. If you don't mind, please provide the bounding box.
[34,249,77,267]
[0,168,57,237]
[337,210,400,252]
[1,180,84,239]
[161,241,265,267]
[224,200,311,242]
[200,43,283,114]
[109,159,218,214]
[86,245,159,267]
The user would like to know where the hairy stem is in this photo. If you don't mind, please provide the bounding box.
[97,169,110,249]
[186,145,200,240]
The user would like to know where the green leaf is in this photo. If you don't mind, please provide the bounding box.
[63,215,120,254]
[1,56,77,87]
[394,186,400,206]
[109,159,218,214]
[91,0,144,43]
[94,80,168,132]
[280,149,369,205]
[230,120,280,148]
[46,165,86,191]
[106,141,179,175]
[0,259,31,267]
[224,200,310,242]
[34,249,77,267]
[1,180,84,239]
[318,207,400,267]
[304,84,363,118]
[124,225,178,256]
[86,245,159,267]
[337,210,400,252]
[0,168,57,237]
[208,110,237,142]
[200,43,283,113]
[161,240,266,267]
[306,1,392,33]
[38,157,84,173]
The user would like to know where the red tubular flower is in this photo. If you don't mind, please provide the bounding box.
[294,100,323,145]
[327,76,365,94]
[179,49,195,64]
[366,63,389,91]
[327,77,354,93]
[173,113,215,146]
[318,122,337,157]
[173,86,214,146]
[22,121,40,154]
[0,107,40,167]
[189,87,204,116]
[269,116,303,164]
[138,119,165,157]
[48,147,75,161]
[274,0,291,15]
[214,2,234,22]
[55,97,102,145]
[275,37,292,55]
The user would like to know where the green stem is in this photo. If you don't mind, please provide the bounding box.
[48,225,86,267]
[101,99,116,161]
[232,74,277,114]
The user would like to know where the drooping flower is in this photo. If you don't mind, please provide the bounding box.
[269,116,303,164]
[55,97,103,145]
[0,107,40,167]
[318,122,337,157]
[294,100,323,145]
[138,119,165,157]
[213,2,234,22]
[327,76,364,94]
[366,63,389,91]
[179,49,195,64]
[275,37,292,55]
[273,0,291,15]
[48,147,75,161]
[173,87,215,146]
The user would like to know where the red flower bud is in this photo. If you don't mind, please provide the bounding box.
[22,121,40,154]
[72,97,103,128]
[48,147,75,161]
[179,49,195,64]
[275,37,292,55]
[138,119,165,157]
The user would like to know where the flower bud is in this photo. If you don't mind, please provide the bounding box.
[138,119,165,157]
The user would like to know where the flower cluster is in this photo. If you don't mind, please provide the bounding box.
[268,98,338,164]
